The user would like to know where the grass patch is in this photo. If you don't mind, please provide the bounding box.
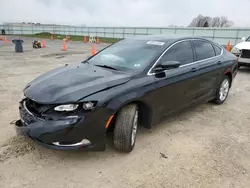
[21,32,121,43]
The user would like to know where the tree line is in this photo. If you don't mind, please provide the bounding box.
[189,15,233,27]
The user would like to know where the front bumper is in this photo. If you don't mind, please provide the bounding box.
[15,100,111,151]
[238,57,250,66]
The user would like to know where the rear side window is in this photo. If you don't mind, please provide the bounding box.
[193,40,215,61]
[159,41,194,65]
[213,45,222,56]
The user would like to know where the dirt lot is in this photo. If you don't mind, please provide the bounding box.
[0,37,250,188]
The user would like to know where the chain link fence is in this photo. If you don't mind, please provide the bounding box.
[1,24,250,46]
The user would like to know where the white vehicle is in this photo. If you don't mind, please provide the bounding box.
[231,36,250,68]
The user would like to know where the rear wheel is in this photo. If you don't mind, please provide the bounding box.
[113,104,138,152]
[213,75,230,104]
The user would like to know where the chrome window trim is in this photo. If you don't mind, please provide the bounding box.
[147,39,223,76]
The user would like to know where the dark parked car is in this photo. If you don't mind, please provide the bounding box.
[15,36,238,152]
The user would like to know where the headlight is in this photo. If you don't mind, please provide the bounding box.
[54,104,79,112]
[231,47,241,54]
[82,101,96,110]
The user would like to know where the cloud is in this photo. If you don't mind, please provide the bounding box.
[0,0,249,27]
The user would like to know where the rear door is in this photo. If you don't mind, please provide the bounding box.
[192,40,223,101]
[149,40,202,121]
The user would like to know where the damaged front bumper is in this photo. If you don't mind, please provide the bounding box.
[15,99,109,151]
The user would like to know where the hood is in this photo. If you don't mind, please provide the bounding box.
[234,41,250,50]
[24,63,132,104]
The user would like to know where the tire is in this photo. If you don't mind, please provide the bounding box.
[213,75,230,104]
[113,104,138,152]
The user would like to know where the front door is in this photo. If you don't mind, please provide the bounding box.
[149,40,202,122]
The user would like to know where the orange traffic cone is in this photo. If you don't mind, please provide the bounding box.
[84,36,87,43]
[96,37,100,44]
[226,41,231,51]
[65,35,68,42]
[4,36,8,43]
[41,40,46,48]
[61,40,67,51]
[0,35,2,41]
[91,44,96,55]
[50,34,54,40]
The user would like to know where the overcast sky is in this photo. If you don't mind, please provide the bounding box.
[1,0,249,27]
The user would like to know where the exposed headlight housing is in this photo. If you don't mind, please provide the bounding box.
[54,104,79,112]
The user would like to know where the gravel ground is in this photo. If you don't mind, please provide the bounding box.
[0,37,250,188]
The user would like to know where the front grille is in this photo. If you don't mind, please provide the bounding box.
[19,98,53,125]
[20,101,41,125]
[25,98,51,117]
[241,50,250,58]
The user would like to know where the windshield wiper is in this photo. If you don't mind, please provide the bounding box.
[82,60,89,64]
[94,64,118,70]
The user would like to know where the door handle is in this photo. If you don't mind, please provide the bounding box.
[217,61,222,65]
[190,68,198,72]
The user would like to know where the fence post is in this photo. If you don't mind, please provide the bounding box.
[235,29,239,46]
[146,28,148,35]
[113,28,115,38]
[7,25,9,35]
[32,25,33,34]
[123,27,125,38]
[43,25,44,33]
[174,26,177,34]
[7,25,10,35]
[212,28,215,42]
[160,28,162,34]
[192,28,195,36]
[75,27,76,36]
[21,26,23,35]
[134,28,136,36]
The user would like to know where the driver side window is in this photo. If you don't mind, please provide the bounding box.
[159,41,194,66]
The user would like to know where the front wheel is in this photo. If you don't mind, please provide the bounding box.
[213,75,230,104]
[113,104,138,152]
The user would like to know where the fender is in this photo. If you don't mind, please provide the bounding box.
[224,68,231,74]
[107,93,154,129]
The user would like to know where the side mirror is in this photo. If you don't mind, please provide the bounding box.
[153,61,181,72]
[241,37,246,42]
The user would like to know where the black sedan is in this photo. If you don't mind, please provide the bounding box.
[15,36,238,152]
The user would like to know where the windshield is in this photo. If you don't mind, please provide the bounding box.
[86,39,165,72]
